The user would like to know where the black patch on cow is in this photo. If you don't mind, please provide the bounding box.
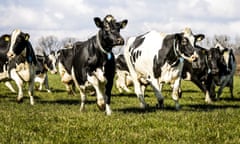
[153,34,178,78]
[116,54,129,71]
[0,34,10,73]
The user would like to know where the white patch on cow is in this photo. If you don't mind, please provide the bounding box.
[58,62,72,83]
[184,72,192,81]
[48,54,58,74]
[4,81,16,93]
[8,29,21,58]
[128,31,165,77]
[115,70,132,93]
[182,28,195,49]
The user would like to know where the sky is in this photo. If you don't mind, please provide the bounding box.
[1,0,240,46]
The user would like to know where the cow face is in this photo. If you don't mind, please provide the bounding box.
[173,28,205,63]
[45,52,58,74]
[94,15,128,51]
[7,29,30,60]
[207,47,228,84]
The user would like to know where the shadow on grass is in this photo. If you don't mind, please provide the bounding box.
[117,105,177,114]
[38,99,96,105]
[184,103,240,111]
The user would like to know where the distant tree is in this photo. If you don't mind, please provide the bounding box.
[37,35,61,54]
[234,35,240,54]
[61,37,77,49]
[213,34,230,47]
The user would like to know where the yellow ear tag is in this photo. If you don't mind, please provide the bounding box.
[4,36,9,42]
[25,35,29,40]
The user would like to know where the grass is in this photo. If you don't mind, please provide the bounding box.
[0,74,240,144]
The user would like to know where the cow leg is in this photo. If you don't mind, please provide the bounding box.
[216,76,229,99]
[172,77,182,110]
[5,81,16,93]
[79,86,87,112]
[43,74,51,93]
[87,74,106,111]
[150,79,164,109]
[10,70,24,103]
[229,78,234,99]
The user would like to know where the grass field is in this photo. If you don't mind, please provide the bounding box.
[0,74,239,144]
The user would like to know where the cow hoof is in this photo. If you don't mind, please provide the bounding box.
[156,103,164,109]
[140,103,149,109]
[97,104,106,111]
[17,98,24,103]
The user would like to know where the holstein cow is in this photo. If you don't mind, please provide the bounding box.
[35,51,58,92]
[182,46,227,103]
[115,54,148,93]
[124,28,204,110]
[211,43,236,99]
[0,34,16,93]
[57,48,77,95]
[7,29,37,105]
[58,15,128,115]
[115,54,132,93]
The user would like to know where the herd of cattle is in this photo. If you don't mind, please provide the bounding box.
[0,15,237,115]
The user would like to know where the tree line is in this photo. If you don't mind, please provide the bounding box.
[36,34,240,55]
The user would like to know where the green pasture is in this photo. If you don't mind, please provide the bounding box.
[0,74,240,144]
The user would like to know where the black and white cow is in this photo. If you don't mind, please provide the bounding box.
[211,43,236,99]
[124,28,204,110]
[57,48,77,95]
[115,54,132,93]
[0,34,17,93]
[58,15,128,115]
[35,51,58,92]
[115,54,148,93]
[181,46,228,103]
[7,29,37,105]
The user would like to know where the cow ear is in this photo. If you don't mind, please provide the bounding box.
[119,20,128,29]
[94,17,103,28]
[174,33,182,40]
[24,33,30,40]
[195,34,205,42]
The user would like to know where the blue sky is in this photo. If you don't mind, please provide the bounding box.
[1,0,240,45]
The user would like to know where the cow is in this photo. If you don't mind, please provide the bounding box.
[57,48,77,95]
[115,54,132,93]
[0,34,17,93]
[35,51,58,92]
[58,15,128,115]
[211,42,236,99]
[124,28,205,110]
[115,54,148,93]
[181,46,228,103]
[6,29,37,105]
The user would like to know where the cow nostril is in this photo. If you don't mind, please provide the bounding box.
[7,52,15,59]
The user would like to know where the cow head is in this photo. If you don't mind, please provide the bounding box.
[44,51,58,74]
[174,28,205,63]
[7,29,30,60]
[94,14,128,52]
[207,43,230,84]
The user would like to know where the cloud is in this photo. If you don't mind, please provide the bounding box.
[1,0,240,46]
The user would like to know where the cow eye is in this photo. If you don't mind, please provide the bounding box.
[181,38,188,45]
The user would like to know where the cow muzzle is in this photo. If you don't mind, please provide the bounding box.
[7,52,16,60]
